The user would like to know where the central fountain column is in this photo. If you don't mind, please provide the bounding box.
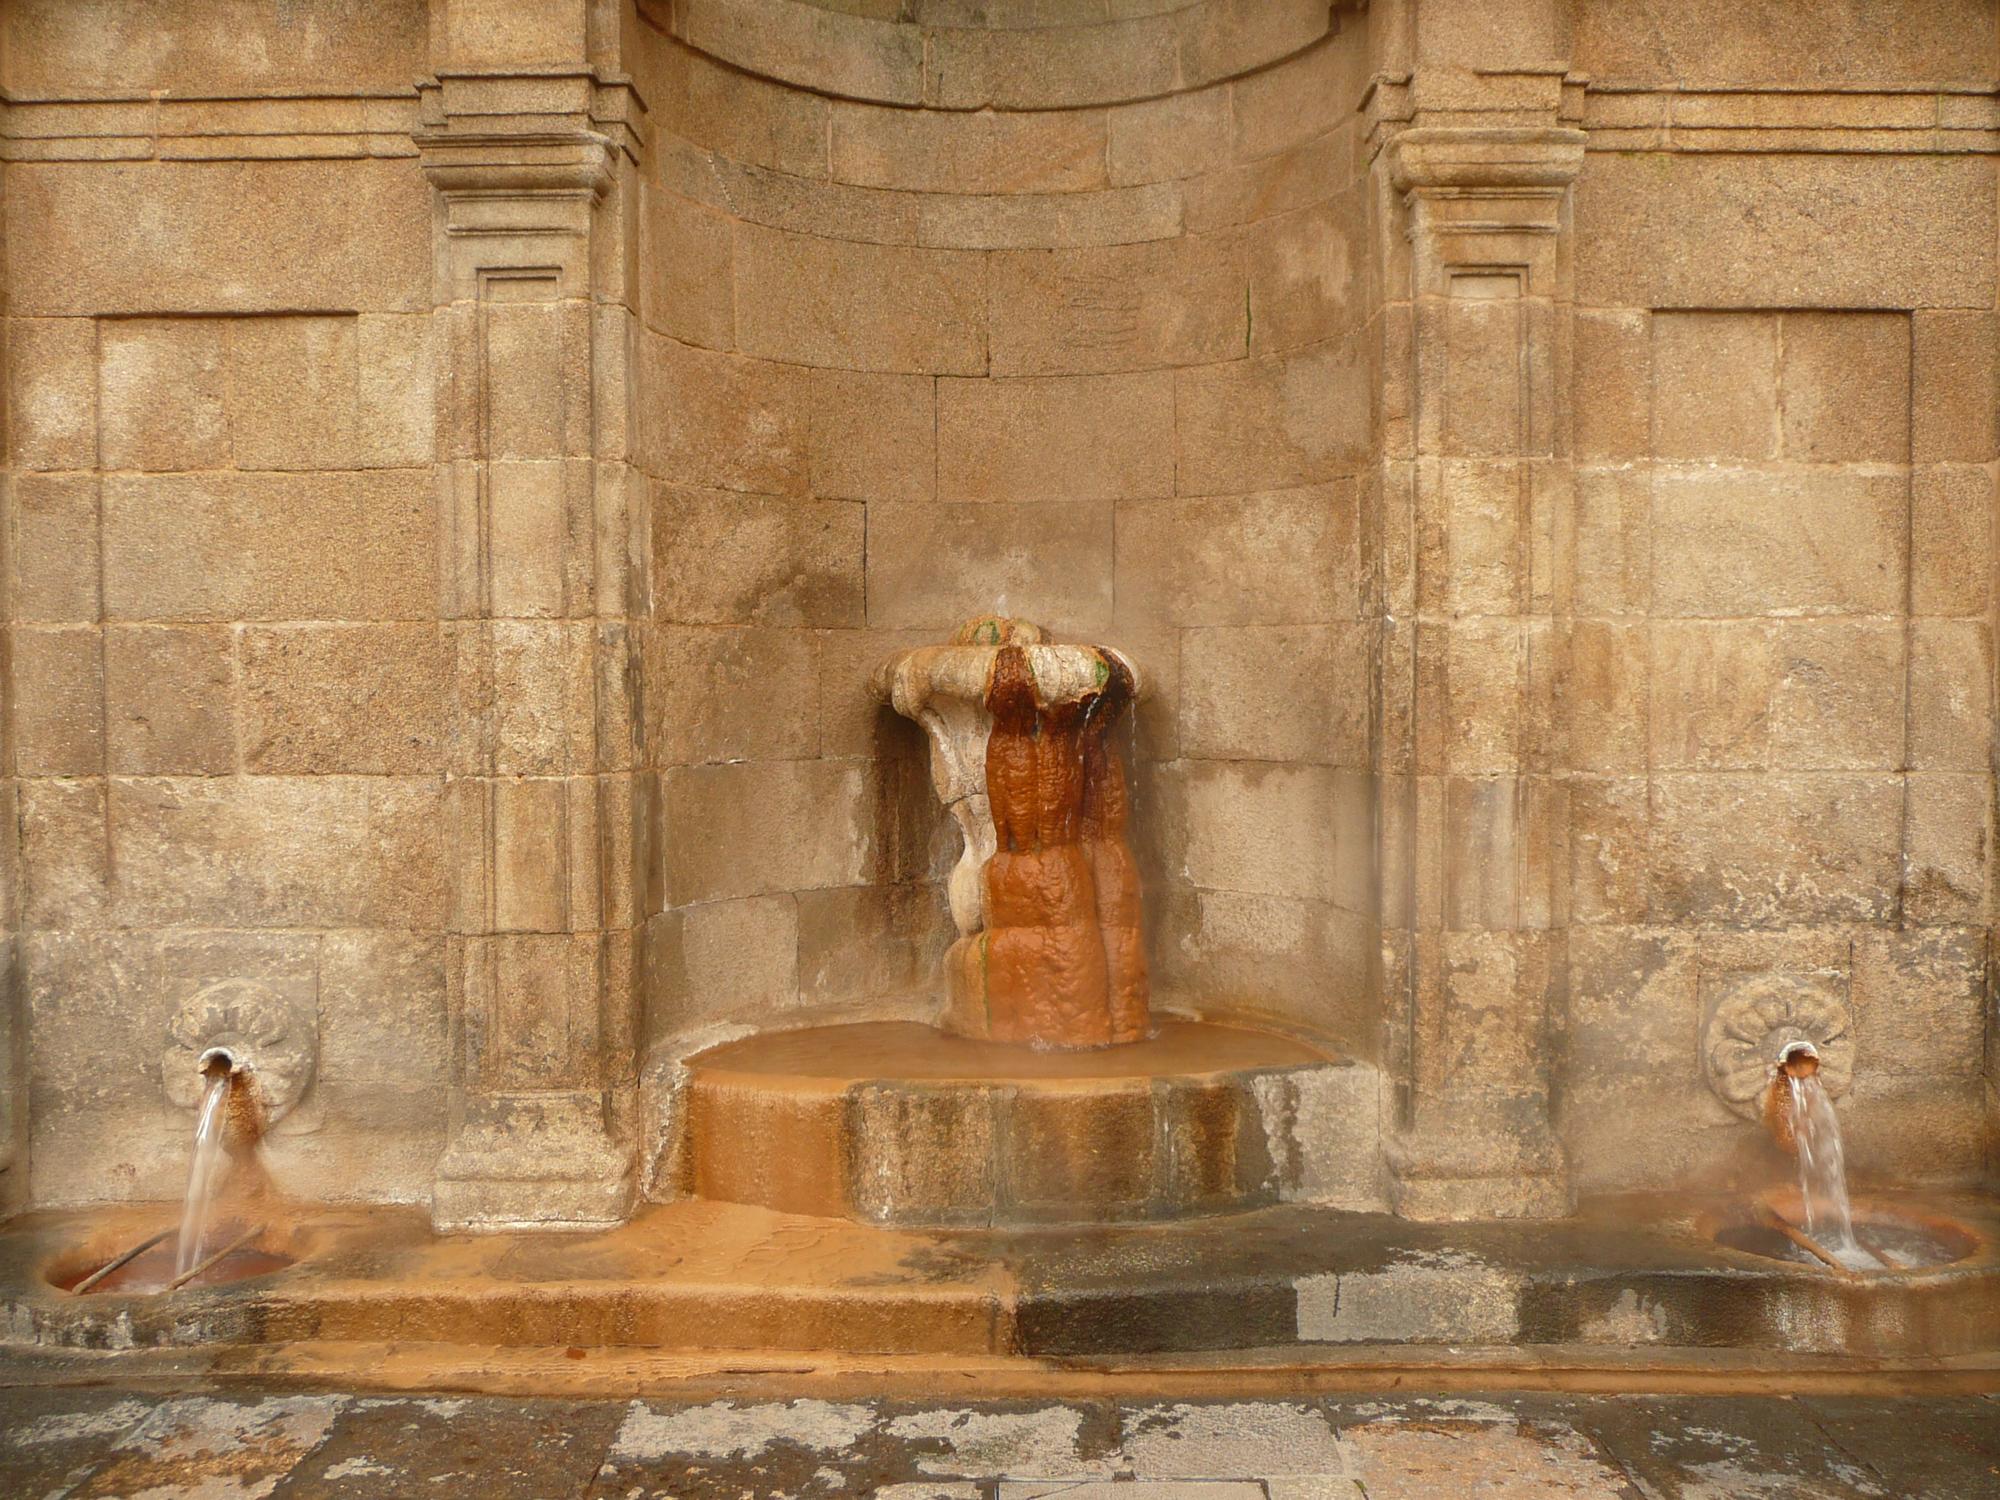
[875,617,1148,1049]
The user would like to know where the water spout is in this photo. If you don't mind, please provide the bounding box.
[174,1054,236,1279]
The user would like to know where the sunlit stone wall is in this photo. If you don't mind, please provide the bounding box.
[0,0,1993,1220]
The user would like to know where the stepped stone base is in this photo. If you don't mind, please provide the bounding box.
[675,1019,1386,1225]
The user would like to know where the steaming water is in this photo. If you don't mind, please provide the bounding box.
[1787,1072,1881,1271]
[175,1070,231,1278]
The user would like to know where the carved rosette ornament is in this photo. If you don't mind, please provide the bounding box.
[1702,974,1854,1120]
[161,979,317,1124]
[875,617,1149,1049]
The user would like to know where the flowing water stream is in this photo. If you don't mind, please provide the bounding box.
[1786,1071,1881,1271]
[175,1068,232,1278]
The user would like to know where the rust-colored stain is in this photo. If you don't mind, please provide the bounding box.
[955,644,1149,1049]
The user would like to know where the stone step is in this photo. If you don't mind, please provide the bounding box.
[7,1191,1997,1363]
[675,1019,1385,1225]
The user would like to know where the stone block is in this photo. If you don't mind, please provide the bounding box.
[637,335,809,497]
[1183,131,1349,235]
[7,159,430,316]
[808,369,935,502]
[648,894,800,1032]
[987,238,1247,377]
[937,372,1173,502]
[472,620,596,778]
[1568,621,1648,774]
[10,627,103,776]
[357,314,437,468]
[1232,31,1352,159]
[829,102,1108,194]
[1573,309,1650,461]
[1912,310,1999,462]
[1648,773,1902,926]
[103,625,235,776]
[1575,154,1995,311]
[650,41,828,178]
[1572,467,1650,616]
[240,624,448,774]
[1183,761,1340,901]
[1001,1083,1155,1215]
[913,183,1184,253]
[815,627,936,758]
[7,317,96,469]
[1838,1073,1986,1183]
[102,471,434,622]
[1903,773,1991,927]
[1853,928,1986,1080]
[108,776,445,928]
[19,778,108,927]
[10,474,100,622]
[318,930,449,1094]
[651,484,863,628]
[865,500,1113,632]
[1571,0,1993,86]
[1912,465,1994,616]
[676,0,922,104]
[925,13,1177,110]
[734,223,986,374]
[1767,620,1906,771]
[1299,1254,1522,1344]
[639,184,735,352]
[1645,620,1782,770]
[6,0,427,92]
[1246,197,1359,356]
[662,759,872,905]
[1651,311,1778,461]
[1115,484,1353,626]
[1566,779,1650,924]
[1161,891,1366,1035]
[849,1083,998,1224]
[1107,86,1233,186]
[1178,0,1331,83]
[225,314,363,471]
[1175,345,1368,494]
[1777,311,1910,462]
[648,625,820,766]
[1440,618,1527,775]
[1649,469,1905,617]
[1253,1060,1385,1209]
[797,882,948,1009]
[1180,624,1366,767]
[1566,927,1698,1080]
[1908,620,1992,769]
[689,1076,848,1219]
[97,317,230,471]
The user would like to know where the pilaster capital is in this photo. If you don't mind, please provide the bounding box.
[1388,125,1586,195]
[413,68,646,198]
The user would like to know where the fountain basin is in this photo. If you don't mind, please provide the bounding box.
[675,1018,1379,1225]
[50,1214,298,1297]
[1704,1192,1983,1274]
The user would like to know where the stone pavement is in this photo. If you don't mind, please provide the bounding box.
[3,1387,1998,1498]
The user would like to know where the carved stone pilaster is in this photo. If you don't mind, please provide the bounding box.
[416,72,648,1231]
[1377,124,1584,1220]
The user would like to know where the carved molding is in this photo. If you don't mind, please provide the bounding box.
[1702,974,1855,1120]
[161,979,317,1124]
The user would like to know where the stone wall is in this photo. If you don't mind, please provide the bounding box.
[0,0,1995,1222]
[626,0,1382,1129]
[1,0,445,1207]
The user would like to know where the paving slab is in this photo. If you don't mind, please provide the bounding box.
[269,1395,624,1498]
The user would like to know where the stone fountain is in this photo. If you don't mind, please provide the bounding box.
[872,615,1147,1050]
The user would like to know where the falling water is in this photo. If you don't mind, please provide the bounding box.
[1787,1072,1879,1271]
[175,1067,232,1278]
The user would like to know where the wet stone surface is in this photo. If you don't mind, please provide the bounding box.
[1,1388,1996,1497]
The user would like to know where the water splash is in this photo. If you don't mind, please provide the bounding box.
[1787,1072,1879,1271]
[175,1068,232,1278]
